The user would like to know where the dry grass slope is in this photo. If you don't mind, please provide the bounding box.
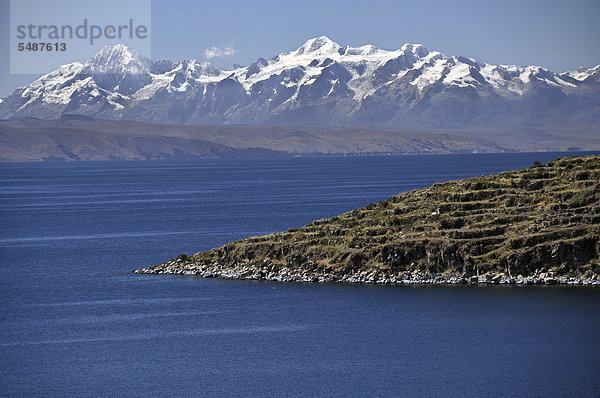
[137,155,600,284]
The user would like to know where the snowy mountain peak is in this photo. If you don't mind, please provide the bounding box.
[398,43,433,58]
[85,44,150,74]
[563,65,600,81]
[295,36,341,56]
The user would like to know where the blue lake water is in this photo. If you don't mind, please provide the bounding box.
[1,152,599,397]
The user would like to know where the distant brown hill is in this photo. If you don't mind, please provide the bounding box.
[1,116,599,161]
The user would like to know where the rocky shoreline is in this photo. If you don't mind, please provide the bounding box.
[134,258,600,286]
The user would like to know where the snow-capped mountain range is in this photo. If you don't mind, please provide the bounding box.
[1,37,599,129]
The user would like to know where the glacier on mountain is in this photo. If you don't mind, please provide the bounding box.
[1,36,598,129]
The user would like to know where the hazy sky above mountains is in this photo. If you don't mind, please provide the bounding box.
[1,0,599,97]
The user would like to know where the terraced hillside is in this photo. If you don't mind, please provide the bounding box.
[135,155,600,284]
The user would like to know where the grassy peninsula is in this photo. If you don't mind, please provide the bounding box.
[135,155,600,285]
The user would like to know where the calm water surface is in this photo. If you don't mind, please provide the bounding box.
[1,153,599,397]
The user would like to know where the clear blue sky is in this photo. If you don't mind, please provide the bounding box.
[1,0,599,97]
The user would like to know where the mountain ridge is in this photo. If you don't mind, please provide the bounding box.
[2,37,598,131]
